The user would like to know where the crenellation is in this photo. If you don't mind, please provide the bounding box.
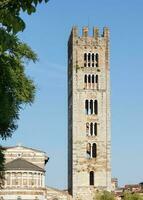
[82,27,88,37]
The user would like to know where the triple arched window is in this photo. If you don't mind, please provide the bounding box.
[85,100,98,115]
[84,53,99,67]
[86,143,97,158]
[86,122,97,136]
[84,74,98,89]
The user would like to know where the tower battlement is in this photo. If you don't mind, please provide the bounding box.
[69,26,109,41]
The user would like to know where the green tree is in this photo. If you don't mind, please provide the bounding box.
[95,191,115,200]
[0,0,49,186]
[123,192,143,200]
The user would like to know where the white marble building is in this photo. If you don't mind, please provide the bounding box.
[0,145,70,200]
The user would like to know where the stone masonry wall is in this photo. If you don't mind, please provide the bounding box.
[68,26,111,200]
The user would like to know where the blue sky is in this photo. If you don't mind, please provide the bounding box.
[2,0,143,189]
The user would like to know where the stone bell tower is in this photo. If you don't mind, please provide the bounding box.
[68,26,111,200]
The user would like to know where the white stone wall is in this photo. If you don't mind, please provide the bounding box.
[4,170,45,188]
[4,145,48,169]
[68,27,111,200]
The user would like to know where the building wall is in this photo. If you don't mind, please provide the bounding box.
[4,145,48,169]
[68,27,111,200]
[1,146,70,200]
[4,170,45,188]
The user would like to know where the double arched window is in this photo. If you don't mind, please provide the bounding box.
[84,53,99,67]
[85,100,98,115]
[86,122,97,136]
[86,143,97,158]
[84,74,98,89]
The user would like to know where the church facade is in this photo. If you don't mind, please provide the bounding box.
[0,26,111,200]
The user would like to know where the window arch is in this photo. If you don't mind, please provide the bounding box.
[84,53,87,61]
[92,53,94,61]
[84,75,87,83]
[88,53,91,61]
[84,75,87,88]
[86,143,91,158]
[90,123,93,136]
[90,100,93,114]
[84,75,98,89]
[85,100,88,114]
[84,53,99,68]
[94,100,98,114]
[88,75,91,83]
[92,75,94,84]
[96,75,98,83]
[95,53,99,67]
[89,171,94,185]
[94,123,97,136]
[92,143,97,158]
[86,123,89,135]
[85,100,98,115]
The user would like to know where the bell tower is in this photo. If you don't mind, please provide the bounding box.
[68,26,111,200]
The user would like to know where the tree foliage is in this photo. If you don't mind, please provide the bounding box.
[0,146,5,188]
[94,191,115,200]
[0,0,49,138]
[123,192,143,200]
[0,0,49,33]
[0,36,37,139]
[0,0,49,185]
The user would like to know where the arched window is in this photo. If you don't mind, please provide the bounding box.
[90,123,93,136]
[92,143,97,158]
[92,53,94,61]
[85,100,88,115]
[95,53,99,67]
[90,100,93,114]
[94,100,98,114]
[89,171,94,185]
[87,143,91,158]
[88,75,91,83]
[92,75,94,84]
[96,75,98,83]
[94,123,97,136]
[84,75,87,83]
[84,53,87,61]
[88,53,91,61]
[86,123,89,135]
